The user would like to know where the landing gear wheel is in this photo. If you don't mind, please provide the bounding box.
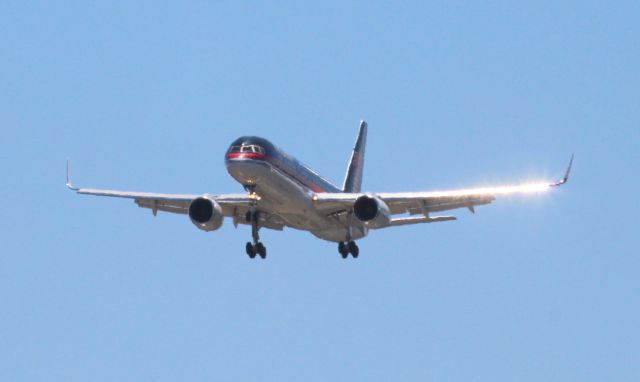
[348,241,359,258]
[338,242,349,258]
[246,242,256,259]
[255,242,267,259]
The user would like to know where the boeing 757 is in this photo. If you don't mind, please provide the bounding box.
[67,121,572,259]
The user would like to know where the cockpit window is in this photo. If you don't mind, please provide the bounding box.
[228,144,265,154]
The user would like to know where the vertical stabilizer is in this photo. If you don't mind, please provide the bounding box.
[342,120,368,193]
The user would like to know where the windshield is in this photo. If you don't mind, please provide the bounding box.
[228,144,265,154]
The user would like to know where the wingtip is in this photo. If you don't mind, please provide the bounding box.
[552,154,574,187]
[66,159,79,191]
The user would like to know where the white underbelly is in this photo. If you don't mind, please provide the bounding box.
[227,160,332,230]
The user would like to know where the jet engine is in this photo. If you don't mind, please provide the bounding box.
[353,194,391,228]
[188,196,224,232]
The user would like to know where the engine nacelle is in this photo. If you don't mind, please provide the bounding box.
[353,194,391,228]
[188,196,224,232]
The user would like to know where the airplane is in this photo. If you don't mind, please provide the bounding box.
[66,120,573,259]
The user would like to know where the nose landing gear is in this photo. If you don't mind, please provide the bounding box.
[245,210,267,259]
[244,189,267,259]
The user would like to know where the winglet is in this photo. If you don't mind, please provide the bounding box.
[552,154,574,187]
[66,160,79,191]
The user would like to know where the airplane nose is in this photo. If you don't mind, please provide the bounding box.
[225,160,265,185]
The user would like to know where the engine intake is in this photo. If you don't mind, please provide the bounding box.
[188,196,223,231]
[353,194,391,228]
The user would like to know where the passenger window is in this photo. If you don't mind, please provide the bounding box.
[242,146,253,152]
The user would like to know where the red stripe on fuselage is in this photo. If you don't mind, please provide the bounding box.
[225,152,267,160]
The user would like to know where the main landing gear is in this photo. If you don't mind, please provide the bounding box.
[338,214,359,258]
[246,241,266,259]
[338,241,359,259]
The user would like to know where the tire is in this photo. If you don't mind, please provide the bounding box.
[256,243,267,259]
[338,242,349,258]
[246,242,256,258]
[348,241,359,258]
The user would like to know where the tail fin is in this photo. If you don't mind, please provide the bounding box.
[342,120,368,193]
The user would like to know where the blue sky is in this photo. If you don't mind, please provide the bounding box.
[1,1,638,381]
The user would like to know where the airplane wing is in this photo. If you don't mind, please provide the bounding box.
[313,155,573,227]
[65,162,286,230]
[71,187,250,216]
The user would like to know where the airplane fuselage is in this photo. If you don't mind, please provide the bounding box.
[225,136,366,242]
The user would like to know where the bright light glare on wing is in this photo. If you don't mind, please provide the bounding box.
[420,154,574,198]
[423,182,552,198]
